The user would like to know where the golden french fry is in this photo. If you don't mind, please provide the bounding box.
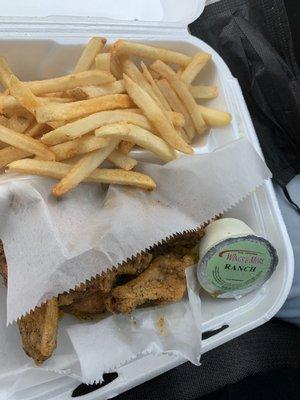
[66,80,125,100]
[0,94,63,115]
[0,94,28,115]
[41,97,76,103]
[150,69,160,80]
[108,150,137,170]
[111,40,191,66]
[177,127,190,143]
[25,70,115,95]
[110,54,123,79]
[8,115,34,133]
[95,53,111,72]
[7,159,156,190]
[0,124,55,161]
[26,122,50,138]
[96,123,177,163]
[52,139,120,196]
[120,58,161,105]
[189,85,218,99]
[9,75,40,114]
[156,79,195,140]
[198,105,232,126]
[47,120,72,129]
[151,60,207,135]
[4,95,74,107]
[41,110,154,145]
[0,115,9,146]
[0,130,106,168]
[73,37,107,73]
[0,95,23,113]
[177,67,183,77]
[36,94,133,123]
[140,62,171,111]
[0,56,13,88]
[126,108,184,127]
[39,91,65,98]
[180,53,212,84]
[168,111,184,128]
[51,135,110,161]
[0,146,31,168]
[123,74,193,154]
[0,123,50,167]
[118,141,135,155]
[127,108,184,127]
[0,115,8,127]
[64,88,88,101]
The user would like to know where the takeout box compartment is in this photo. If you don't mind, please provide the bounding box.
[0,1,294,398]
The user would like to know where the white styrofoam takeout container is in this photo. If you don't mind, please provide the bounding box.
[0,0,294,399]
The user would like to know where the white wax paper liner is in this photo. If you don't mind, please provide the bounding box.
[0,137,271,323]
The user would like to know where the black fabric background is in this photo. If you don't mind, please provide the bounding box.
[285,0,300,66]
[189,0,300,188]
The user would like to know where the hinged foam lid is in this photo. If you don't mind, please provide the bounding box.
[0,0,205,26]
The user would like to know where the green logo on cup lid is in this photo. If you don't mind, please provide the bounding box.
[198,235,278,297]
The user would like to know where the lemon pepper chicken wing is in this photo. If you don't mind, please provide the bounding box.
[151,229,204,260]
[0,242,58,365]
[58,252,153,316]
[0,242,8,286]
[63,292,107,319]
[106,254,195,314]
[17,298,59,365]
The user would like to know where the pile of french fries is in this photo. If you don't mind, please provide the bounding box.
[0,38,231,196]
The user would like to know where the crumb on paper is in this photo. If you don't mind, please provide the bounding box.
[157,316,167,336]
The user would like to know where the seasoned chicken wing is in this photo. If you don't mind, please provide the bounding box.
[58,252,153,316]
[0,242,8,286]
[106,254,195,314]
[60,292,107,316]
[151,229,204,262]
[0,242,59,365]
[17,298,59,365]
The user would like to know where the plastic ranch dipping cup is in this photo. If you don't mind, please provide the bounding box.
[197,218,278,299]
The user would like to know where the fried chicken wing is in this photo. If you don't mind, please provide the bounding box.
[0,241,59,365]
[106,254,195,314]
[17,298,59,365]
[151,229,204,261]
[58,252,153,316]
[60,292,107,315]
[0,242,8,286]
